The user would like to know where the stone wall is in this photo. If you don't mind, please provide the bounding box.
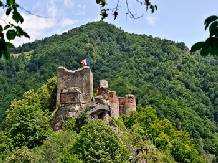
[51,87,86,130]
[53,66,136,131]
[118,97,124,116]
[108,91,119,118]
[96,80,120,118]
[57,66,93,106]
[123,94,136,115]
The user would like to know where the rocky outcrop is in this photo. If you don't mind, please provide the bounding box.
[51,87,86,130]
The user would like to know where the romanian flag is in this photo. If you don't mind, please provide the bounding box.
[81,58,90,66]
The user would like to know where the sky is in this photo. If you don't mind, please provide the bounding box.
[3,0,218,48]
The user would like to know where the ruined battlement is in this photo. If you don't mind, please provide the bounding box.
[57,66,93,106]
[51,66,136,131]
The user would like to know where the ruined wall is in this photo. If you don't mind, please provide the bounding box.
[96,80,120,118]
[108,91,119,118]
[51,87,86,130]
[57,66,93,106]
[53,67,136,131]
[123,94,136,115]
[118,97,124,116]
[97,80,109,96]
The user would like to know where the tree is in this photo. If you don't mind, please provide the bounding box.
[1,0,217,59]
[4,146,36,163]
[96,0,157,20]
[3,89,51,149]
[0,0,29,60]
[120,105,205,162]
[0,0,157,60]
[69,119,129,163]
[37,130,78,163]
[213,155,218,163]
[191,15,218,57]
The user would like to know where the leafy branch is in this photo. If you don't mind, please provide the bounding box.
[0,0,30,60]
[96,0,157,20]
[191,15,218,57]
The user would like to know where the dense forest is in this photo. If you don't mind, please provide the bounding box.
[0,21,218,162]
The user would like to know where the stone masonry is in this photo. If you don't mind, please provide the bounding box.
[56,66,93,106]
[51,66,136,131]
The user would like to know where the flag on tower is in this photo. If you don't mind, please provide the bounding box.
[81,58,90,66]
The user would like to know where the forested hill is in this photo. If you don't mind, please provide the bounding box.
[1,21,218,157]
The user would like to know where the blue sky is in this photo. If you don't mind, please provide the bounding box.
[8,0,218,48]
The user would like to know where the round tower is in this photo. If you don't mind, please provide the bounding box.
[123,94,136,115]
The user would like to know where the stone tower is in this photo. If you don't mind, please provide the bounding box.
[123,94,136,115]
[52,66,93,130]
[118,94,136,116]
[108,91,119,118]
[56,66,93,106]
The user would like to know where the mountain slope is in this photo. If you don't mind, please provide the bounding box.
[1,21,218,156]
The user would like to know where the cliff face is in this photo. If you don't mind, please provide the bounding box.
[51,66,136,131]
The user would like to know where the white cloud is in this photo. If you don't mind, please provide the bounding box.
[145,15,157,26]
[22,15,55,30]
[11,14,55,46]
[3,0,79,46]
[78,4,86,10]
[93,16,101,22]
[64,0,74,8]
[76,11,85,16]
[11,37,31,47]
[60,18,78,27]
[76,4,86,15]
[47,0,58,18]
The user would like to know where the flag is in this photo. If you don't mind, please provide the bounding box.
[81,58,90,66]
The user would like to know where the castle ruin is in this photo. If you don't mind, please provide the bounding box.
[51,66,136,131]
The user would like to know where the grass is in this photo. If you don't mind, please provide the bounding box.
[11,50,34,60]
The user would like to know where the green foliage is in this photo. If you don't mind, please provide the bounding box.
[120,105,205,162]
[71,119,129,163]
[0,130,9,152]
[204,15,218,30]
[0,21,218,159]
[203,133,218,154]
[63,117,76,131]
[4,146,36,163]
[191,15,218,57]
[60,154,83,163]
[122,105,158,130]
[109,77,137,96]
[36,130,77,163]
[0,130,11,162]
[100,9,108,20]
[96,0,157,20]
[36,76,57,112]
[76,110,90,132]
[2,77,57,149]
[213,155,218,163]
[78,110,89,124]
[171,139,204,163]
[145,0,157,13]
[3,89,51,148]
[0,0,29,60]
